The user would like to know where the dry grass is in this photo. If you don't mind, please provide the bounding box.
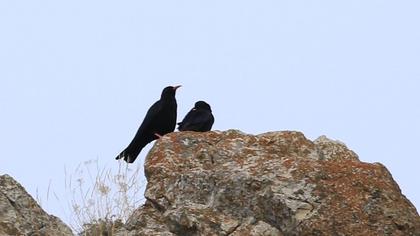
[65,159,145,235]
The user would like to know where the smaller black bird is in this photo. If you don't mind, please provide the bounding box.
[116,85,181,163]
[178,101,214,132]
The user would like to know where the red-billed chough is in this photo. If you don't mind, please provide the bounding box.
[116,85,181,163]
[178,101,214,132]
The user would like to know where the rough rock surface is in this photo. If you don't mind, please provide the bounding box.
[0,174,73,236]
[114,130,420,236]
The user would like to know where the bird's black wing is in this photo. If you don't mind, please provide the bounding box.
[177,109,196,130]
[137,100,162,133]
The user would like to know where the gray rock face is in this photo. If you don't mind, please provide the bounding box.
[115,130,420,236]
[0,174,73,236]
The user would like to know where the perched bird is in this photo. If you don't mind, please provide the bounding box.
[178,101,214,132]
[116,85,181,163]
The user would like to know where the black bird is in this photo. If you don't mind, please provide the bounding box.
[116,85,181,163]
[178,101,214,132]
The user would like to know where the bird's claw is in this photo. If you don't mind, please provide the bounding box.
[154,133,163,138]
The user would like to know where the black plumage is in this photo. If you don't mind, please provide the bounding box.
[178,101,214,132]
[116,85,181,163]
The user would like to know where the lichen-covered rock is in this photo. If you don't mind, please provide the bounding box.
[0,174,73,236]
[116,130,420,236]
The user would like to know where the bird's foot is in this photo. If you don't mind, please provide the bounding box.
[154,133,163,138]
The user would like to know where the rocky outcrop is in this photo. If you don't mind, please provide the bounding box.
[3,130,417,236]
[116,130,420,236]
[0,174,73,236]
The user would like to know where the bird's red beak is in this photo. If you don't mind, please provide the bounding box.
[173,85,182,90]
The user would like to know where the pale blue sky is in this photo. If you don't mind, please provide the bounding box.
[1,0,419,224]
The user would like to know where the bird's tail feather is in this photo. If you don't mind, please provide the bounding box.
[115,145,143,163]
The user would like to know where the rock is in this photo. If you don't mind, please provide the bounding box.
[115,130,420,236]
[0,174,73,236]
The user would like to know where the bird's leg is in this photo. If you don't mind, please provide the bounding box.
[154,133,163,139]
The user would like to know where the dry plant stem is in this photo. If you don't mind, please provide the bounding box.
[64,159,145,234]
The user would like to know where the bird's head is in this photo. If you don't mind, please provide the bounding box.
[161,85,181,99]
[194,101,212,111]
